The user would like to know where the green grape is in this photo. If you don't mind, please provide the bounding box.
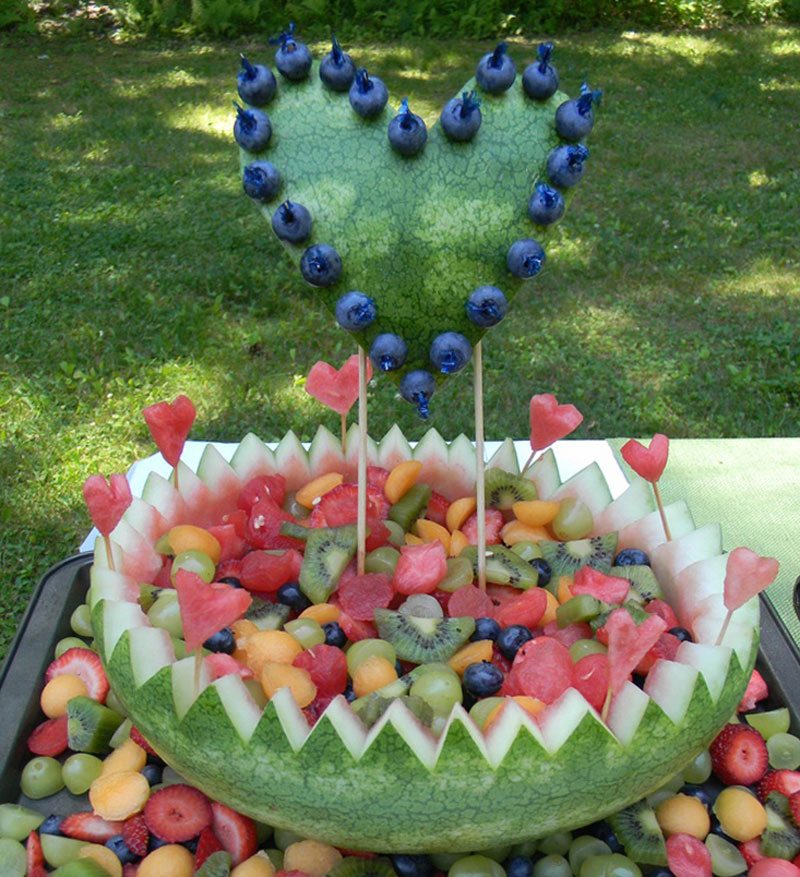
[284,492,310,520]
[533,854,571,877]
[538,831,572,857]
[0,838,27,876]
[579,853,641,877]
[469,697,505,730]
[148,591,183,637]
[478,844,511,863]
[20,756,65,799]
[346,639,396,675]
[448,854,505,877]
[0,803,44,841]
[385,520,406,547]
[274,827,304,850]
[569,638,607,662]
[569,835,611,874]
[511,541,543,562]
[682,749,712,785]
[172,636,188,660]
[161,766,187,785]
[104,688,127,717]
[285,618,325,649]
[399,594,443,619]
[705,833,747,877]
[410,668,463,716]
[438,556,476,592]
[746,707,791,740]
[767,732,800,769]
[551,497,594,541]
[70,603,93,637]
[155,533,173,554]
[171,548,215,584]
[109,718,133,749]
[365,546,401,575]
[55,636,88,659]
[62,753,104,795]
[508,840,538,858]
[40,833,88,868]
[265,849,284,869]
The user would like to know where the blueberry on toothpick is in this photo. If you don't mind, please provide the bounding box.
[466,286,508,327]
[349,68,389,119]
[300,243,343,287]
[335,291,377,331]
[242,161,281,202]
[555,82,602,142]
[440,91,482,142]
[271,200,312,243]
[388,99,428,156]
[320,34,356,91]
[233,103,272,152]
[369,333,407,372]
[475,42,516,94]
[522,42,559,101]
[528,182,565,226]
[400,370,436,419]
[271,22,312,81]
[430,332,472,375]
[237,55,277,106]
[507,239,546,279]
[547,144,590,188]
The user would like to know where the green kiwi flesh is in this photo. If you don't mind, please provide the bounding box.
[761,792,800,859]
[607,799,668,866]
[539,533,618,582]
[299,525,357,604]
[460,545,539,589]
[388,484,432,531]
[66,696,125,754]
[373,609,475,663]
[246,596,291,630]
[611,564,664,602]
[484,468,537,510]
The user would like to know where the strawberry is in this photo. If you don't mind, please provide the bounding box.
[790,790,800,828]
[738,668,769,712]
[194,825,225,869]
[758,769,800,802]
[129,726,157,757]
[45,648,109,703]
[143,784,213,842]
[247,497,305,551]
[122,815,149,858]
[61,811,124,843]
[462,509,504,545]
[26,831,46,877]
[709,722,769,786]
[211,802,258,866]
[27,715,69,757]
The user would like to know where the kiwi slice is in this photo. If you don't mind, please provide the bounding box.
[388,484,432,531]
[762,792,800,859]
[556,594,603,627]
[607,799,667,866]
[611,564,664,602]
[245,596,291,631]
[299,525,357,604]
[66,696,124,754]
[329,857,396,877]
[484,468,537,509]
[374,609,475,663]
[352,693,434,728]
[138,584,163,612]
[590,600,651,632]
[194,851,233,877]
[460,545,538,589]
[279,520,311,541]
[539,533,618,581]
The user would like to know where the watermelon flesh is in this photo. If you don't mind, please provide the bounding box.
[92,427,759,852]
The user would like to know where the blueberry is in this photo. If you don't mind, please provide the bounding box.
[476,42,516,94]
[242,161,281,202]
[527,182,565,226]
[522,42,559,101]
[148,835,169,852]
[669,626,693,643]
[546,144,589,189]
[504,856,534,877]
[463,661,504,697]
[300,243,343,287]
[682,783,714,807]
[141,763,163,786]
[429,331,472,375]
[183,837,199,853]
[272,200,312,244]
[323,621,347,648]
[399,370,436,419]
[203,627,235,654]
[470,616,501,642]
[349,68,389,119]
[440,90,482,142]
[319,34,356,91]
[530,557,552,588]
[614,548,650,566]
[369,333,408,372]
[388,98,428,156]
[106,835,137,864]
[217,575,243,588]
[335,291,377,331]
[277,582,311,612]
[555,83,602,142]
[497,624,533,661]
[506,238,546,279]
[343,681,356,702]
[237,55,277,106]
[39,814,63,836]
[271,22,312,82]
[391,854,434,877]
[233,103,272,152]
[466,285,508,327]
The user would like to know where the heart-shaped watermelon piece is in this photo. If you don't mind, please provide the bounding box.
[529,392,584,451]
[620,433,670,484]
[723,546,779,612]
[83,473,132,536]
[305,354,372,416]
[143,395,197,468]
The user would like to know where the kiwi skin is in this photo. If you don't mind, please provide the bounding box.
[66,696,125,754]
[373,609,475,663]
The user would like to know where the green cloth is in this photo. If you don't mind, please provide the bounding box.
[609,438,800,646]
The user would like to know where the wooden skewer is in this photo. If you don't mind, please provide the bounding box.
[653,481,672,542]
[340,412,348,457]
[474,342,487,592]
[715,610,733,648]
[356,346,368,576]
[521,448,536,476]
[103,534,116,572]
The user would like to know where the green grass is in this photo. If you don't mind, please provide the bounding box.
[1,27,799,662]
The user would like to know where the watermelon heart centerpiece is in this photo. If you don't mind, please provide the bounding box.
[89,427,759,852]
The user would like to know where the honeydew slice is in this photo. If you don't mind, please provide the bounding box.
[377,424,414,470]
[230,432,277,482]
[141,471,188,527]
[525,448,561,498]
[308,425,346,476]
[88,568,140,609]
[593,478,654,536]
[644,660,699,725]
[487,437,520,474]
[172,656,212,720]
[102,600,149,659]
[651,523,723,592]
[274,430,313,490]
[552,462,613,517]
[129,627,176,687]
[214,674,263,744]
[617,500,696,554]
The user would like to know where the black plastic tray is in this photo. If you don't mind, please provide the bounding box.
[1,555,799,817]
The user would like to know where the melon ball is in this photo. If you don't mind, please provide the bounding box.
[138,844,194,877]
[713,786,767,842]
[40,674,89,718]
[283,839,342,877]
[654,793,710,840]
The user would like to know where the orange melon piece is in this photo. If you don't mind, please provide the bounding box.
[415,518,451,552]
[446,497,477,532]
[448,640,493,676]
[449,530,470,557]
[299,602,341,624]
[261,662,317,707]
[512,500,561,528]
[384,460,423,504]
[500,520,551,546]
[295,473,345,509]
[167,524,222,565]
[485,696,546,732]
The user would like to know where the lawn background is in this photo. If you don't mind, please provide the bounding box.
[1,26,798,661]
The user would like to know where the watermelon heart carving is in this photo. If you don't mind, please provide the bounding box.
[237,57,585,411]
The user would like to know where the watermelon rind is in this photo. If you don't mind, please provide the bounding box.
[92,428,760,852]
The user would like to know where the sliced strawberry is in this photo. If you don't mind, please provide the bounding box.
[709,722,769,786]
[194,825,225,870]
[246,497,305,552]
[61,812,124,843]
[240,549,303,593]
[143,784,213,842]
[238,474,287,512]
[122,815,149,858]
[27,715,69,757]
[366,466,389,492]
[462,509,504,545]
[26,831,46,877]
[758,769,800,802]
[425,491,450,526]
[294,644,348,698]
[790,790,800,827]
[45,648,109,703]
[643,598,680,630]
[210,802,258,866]
[739,668,769,712]
[635,631,682,675]
[129,726,157,757]
[392,541,448,595]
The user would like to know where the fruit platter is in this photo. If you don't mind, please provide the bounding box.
[2,23,800,877]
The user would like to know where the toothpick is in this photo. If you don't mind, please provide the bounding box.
[474,342,486,592]
[357,345,368,575]
[652,481,672,542]
[715,610,733,648]
[601,685,613,723]
[172,463,180,494]
[103,534,116,572]
[521,448,536,476]
[193,649,202,698]
[340,412,348,457]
